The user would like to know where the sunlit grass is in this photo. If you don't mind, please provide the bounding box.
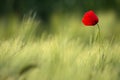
[0,11,120,80]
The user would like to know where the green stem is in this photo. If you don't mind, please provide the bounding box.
[95,23,101,55]
[96,23,101,43]
[97,24,100,33]
[96,24,105,71]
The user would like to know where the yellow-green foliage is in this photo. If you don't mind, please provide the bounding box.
[0,11,120,80]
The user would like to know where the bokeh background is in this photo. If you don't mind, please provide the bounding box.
[0,0,120,43]
[0,0,120,17]
[0,1,120,80]
[0,0,120,41]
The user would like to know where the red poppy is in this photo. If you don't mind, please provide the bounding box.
[82,10,99,26]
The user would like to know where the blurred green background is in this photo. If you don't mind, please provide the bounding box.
[0,0,120,37]
[0,0,120,40]
[0,0,120,19]
[0,1,120,80]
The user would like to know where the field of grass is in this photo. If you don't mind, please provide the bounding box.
[0,11,120,80]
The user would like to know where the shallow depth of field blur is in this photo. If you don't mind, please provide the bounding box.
[0,0,120,80]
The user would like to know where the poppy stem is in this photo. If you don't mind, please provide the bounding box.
[96,24,105,71]
[97,24,100,35]
[96,23,101,43]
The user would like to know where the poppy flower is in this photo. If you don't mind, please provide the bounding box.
[82,10,99,26]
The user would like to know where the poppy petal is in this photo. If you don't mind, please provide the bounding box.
[82,10,99,26]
